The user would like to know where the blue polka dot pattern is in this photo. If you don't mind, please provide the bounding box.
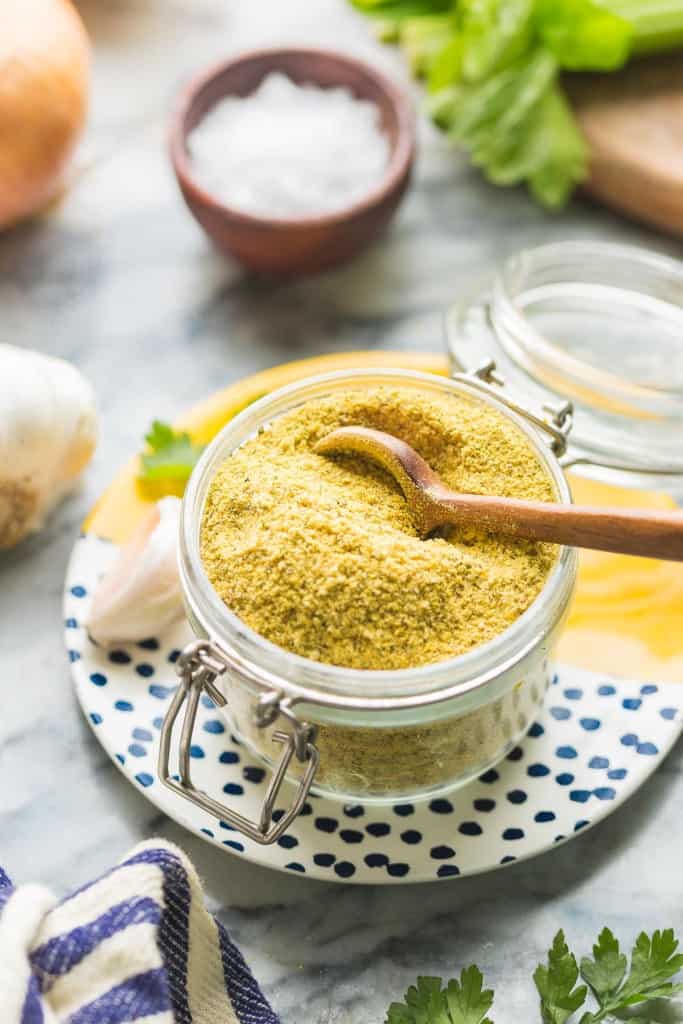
[474,798,496,812]
[138,638,159,650]
[429,799,454,814]
[459,822,483,836]
[387,863,409,878]
[222,783,243,796]
[366,822,391,838]
[70,585,87,598]
[189,745,205,759]
[334,862,355,879]
[550,707,571,721]
[594,787,616,801]
[149,684,175,700]
[340,830,364,844]
[203,720,225,734]
[344,805,364,818]
[503,828,524,841]
[315,817,338,834]
[66,534,683,884]
[109,650,131,665]
[431,845,455,860]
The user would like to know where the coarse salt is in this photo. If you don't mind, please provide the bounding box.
[188,71,390,219]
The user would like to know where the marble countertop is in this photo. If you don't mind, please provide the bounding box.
[1,1,681,1020]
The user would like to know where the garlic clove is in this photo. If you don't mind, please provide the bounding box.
[0,344,97,549]
[86,496,184,644]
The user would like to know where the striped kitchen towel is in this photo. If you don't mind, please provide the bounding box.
[0,839,280,1023]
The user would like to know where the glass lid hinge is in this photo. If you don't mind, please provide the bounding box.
[453,359,574,457]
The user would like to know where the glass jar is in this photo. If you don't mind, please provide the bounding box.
[446,240,683,682]
[448,240,683,487]
[161,368,577,844]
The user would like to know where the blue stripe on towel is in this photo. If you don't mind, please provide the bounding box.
[218,921,280,1024]
[20,978,44,1024]
[122,848,192,1024]
[67,967,170,1024]
[31,897,161,980]
[0,866,14,910]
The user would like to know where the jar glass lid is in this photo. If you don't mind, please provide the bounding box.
[447,241,683,483]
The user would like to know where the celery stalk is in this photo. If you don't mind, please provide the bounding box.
[602,0,683,54]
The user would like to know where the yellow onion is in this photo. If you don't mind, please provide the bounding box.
[0,0,90,230]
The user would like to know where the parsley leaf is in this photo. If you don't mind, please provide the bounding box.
[579,928,627,1007]
[445,966,494,1024]
[580,928,683,1022]
[534,930,588,1024]
[387,968,493,1024]
[139,420,205,483]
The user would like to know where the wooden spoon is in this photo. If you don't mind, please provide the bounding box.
[315,426,683,561]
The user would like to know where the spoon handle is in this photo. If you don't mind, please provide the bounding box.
[433,492,683,561]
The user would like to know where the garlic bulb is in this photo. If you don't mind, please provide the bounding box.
[87,497,184,644]
[0,344,97,549]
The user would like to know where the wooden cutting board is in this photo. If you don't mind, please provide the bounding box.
[569,54,683,238]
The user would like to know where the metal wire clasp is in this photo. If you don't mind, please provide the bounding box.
[158,639,320,844]
[453,359,573,457]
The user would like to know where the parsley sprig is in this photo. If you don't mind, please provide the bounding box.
[385,928,683,1024]
[387,967,494,1024]
[139,420,205,484]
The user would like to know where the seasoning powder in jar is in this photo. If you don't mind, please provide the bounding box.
[200,386,559,797]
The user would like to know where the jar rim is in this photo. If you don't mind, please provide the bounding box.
[449,240,683,478]
[180,367,577,710]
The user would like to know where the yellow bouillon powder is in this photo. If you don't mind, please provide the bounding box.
[201,386,556,670]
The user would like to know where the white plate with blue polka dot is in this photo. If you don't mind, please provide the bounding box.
[66,533,683,884]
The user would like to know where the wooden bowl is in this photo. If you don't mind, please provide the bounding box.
[169,48,415,275]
